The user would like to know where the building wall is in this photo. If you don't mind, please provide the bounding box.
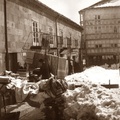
[57,22,81,48]
[0,0,82,72]
[80,7,120,67]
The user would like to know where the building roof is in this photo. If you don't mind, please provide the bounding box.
[80,0,120,12]
[35,0,83,31]
[90,0,120,8]
[9,0,83,31]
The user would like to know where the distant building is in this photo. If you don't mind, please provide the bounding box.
[0,0,83,73]
[79,0,120,68]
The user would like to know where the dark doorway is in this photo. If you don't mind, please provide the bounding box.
[9,53,17,73]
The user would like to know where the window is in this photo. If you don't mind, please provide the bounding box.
[58,29,63,46]
[41,34,49,48]
[118,20,120,24]
[49,27,54,44]
[95,45,98,48]
[111,43,117,47]
[98,15,100,19]
[99,26,101,29]
[59,29,63,36]
[114,26,117,33]
[99,44,102,47]
[95,15,97,19]
[95,15,101,20]
[32,21,39,46]
[67,37,71,47]
[80,14,83,26]
[75,39,78,47]
[80,14,83,22]
[95,44,102,48]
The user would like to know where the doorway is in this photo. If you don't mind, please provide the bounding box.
[9,53,17,73]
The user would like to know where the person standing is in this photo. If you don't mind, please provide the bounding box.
[68,56,73,75]
[73,56,81,73]
[37,59,51,79]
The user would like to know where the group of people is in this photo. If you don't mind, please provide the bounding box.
[31,57,82,81]
[30,55,82,82]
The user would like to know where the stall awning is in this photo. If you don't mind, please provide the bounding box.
[60,50,68,54]
[71,52,77,56]
[48,49,57,54]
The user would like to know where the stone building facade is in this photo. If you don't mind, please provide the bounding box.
[0,0,83,73]
[79,0,120,68]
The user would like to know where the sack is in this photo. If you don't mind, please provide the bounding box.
[49,78,68,97]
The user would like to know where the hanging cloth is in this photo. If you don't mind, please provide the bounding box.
[57,57,67,79]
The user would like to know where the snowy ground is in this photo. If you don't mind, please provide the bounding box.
[65,66,120,85]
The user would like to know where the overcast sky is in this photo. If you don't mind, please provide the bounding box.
[39,0,101,24]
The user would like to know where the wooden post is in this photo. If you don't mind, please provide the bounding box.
[0,94,2,117]
[4,0,9,70]
[109,80,110,89]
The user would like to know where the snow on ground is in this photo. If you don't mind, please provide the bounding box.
[65,66,120,85]
[64,66,120,120]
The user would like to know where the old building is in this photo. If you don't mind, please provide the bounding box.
[0,0,83,73]
[79,0,120,68]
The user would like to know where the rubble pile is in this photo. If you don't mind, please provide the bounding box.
[63,83,120,120]
[63,66,120,120]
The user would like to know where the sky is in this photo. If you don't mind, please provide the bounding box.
[38,0,101,24]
